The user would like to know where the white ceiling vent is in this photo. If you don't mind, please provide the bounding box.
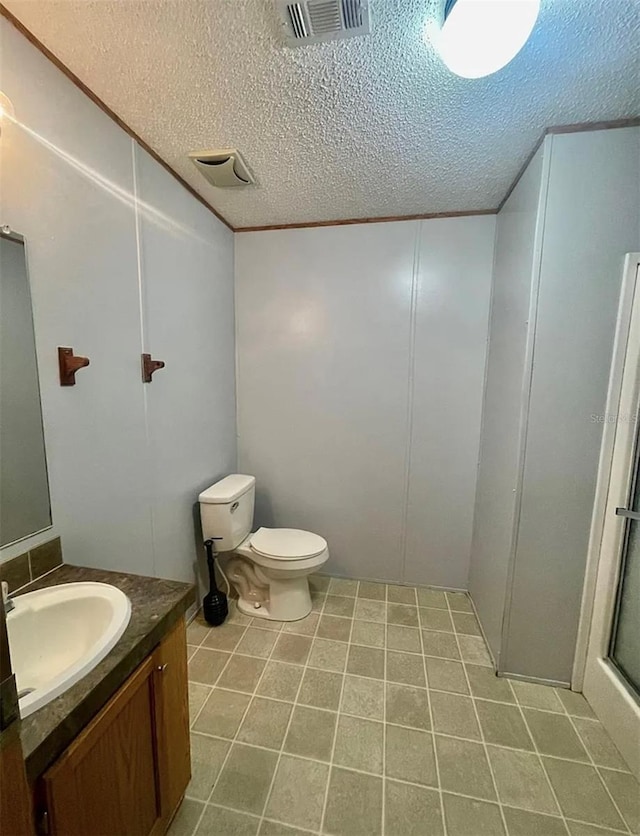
[277,0,370,45]
[188,149,255,187]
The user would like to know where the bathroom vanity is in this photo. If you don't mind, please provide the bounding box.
[11,564,194,836]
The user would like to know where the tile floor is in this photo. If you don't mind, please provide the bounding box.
[170,576,640,836]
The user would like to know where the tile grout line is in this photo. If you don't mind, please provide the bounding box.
[416,586,448,836]
[317,581,359,836]
[381,584,388,836]
[190,603,291,836]
[256,580,334,835]
[446,594,511,836]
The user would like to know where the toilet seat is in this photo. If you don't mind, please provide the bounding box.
[250,527,327,561]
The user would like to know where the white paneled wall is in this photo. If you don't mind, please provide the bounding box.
[0,19,236,583]
[235,217,495,587]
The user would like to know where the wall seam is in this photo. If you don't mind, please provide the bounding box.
[131,140,159,578]
[399,221,422,584]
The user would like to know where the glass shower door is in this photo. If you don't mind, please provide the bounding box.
[610,438,640,696]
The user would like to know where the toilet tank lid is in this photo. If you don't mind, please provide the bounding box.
[199,474,255,504]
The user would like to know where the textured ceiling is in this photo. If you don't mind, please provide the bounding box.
[3,0,640,228]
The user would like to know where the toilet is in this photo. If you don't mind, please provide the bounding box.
[199,474,329,621]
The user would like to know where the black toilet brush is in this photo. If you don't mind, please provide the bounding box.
[202,538,228,626]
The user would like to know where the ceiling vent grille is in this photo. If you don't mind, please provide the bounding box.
[277,0,370,45]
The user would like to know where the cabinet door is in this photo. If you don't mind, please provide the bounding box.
[153,617,191,821]
[42,658,162,836]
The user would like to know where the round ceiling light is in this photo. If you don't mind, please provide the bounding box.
[436,0,541,79]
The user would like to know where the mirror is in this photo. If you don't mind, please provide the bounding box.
[0,228,52,546]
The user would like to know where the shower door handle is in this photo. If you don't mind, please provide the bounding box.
[615,507,640,521]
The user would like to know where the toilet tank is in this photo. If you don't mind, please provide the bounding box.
[198,474,255,552]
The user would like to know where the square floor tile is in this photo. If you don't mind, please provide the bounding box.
[265,754,329,832]
[487,745,559,814]
[334,714,384,773]
[187,645,199,662]
[284,705,337,761]
[211,743,278,815]
[422,630,460,660]
[387,603,419,627]
[386,650,425,687]
[386,625,421,653]
[426,657,469,694]
[217,655,266,693]
[309,574,330,593]
[195,805,259,836]
[565,823,624,836]
[436,735,496,800]
[259,821,309,836]
[417,588,448,609]
[555,688,596,718]
[192,687,251,738]
[385,725,437,786]
[458,634,492,666]
[430,691,480,740]
[523,708,589,760]
[188,648,230,685]
[282,612,319,636]
[347,645,385,679]
[351,620,385,648]
[354,599,386,622]
[443,794,505,836]
[328,577,358,597]
[425,656,469,694]
[598,768,640,833]
[188,682,211,722]
[237,697,293,749]
[311,592,326,612]
[419,607,454,632]
[167,798,204,836]
[235,627,279,659]
[324,595,355,617]
[271,634,312,665]
[188,733,230,800]
[299,667,343,711]
[317,614,352,642]
[202,623,246,652]
[476,700,533,750]
[341,675,384,720]
[226,604,253,626]
[387,584,417,605]
[187,618,210,645]
[255,661,303,701]
[357,581,386,600]
[446,591,474,612]
[384,780,443,836]
[323,767,382,836]
[308,638,348,672]
[511,680,564,712]
[385,682,430,730]
[573,719,629,770]
[501,807,566,836]
[542,758,626,830]
[452,611,482,636]
[250,617,284,631]
[466,665,515,703]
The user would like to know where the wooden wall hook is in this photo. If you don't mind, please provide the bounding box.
[58,347,90,386]
[142,353,165,383]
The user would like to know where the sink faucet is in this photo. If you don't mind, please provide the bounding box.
[1,582,14,614]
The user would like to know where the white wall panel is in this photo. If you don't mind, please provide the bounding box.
[469,147,548,660]
[0,19,154,574]
[135,147,236,586]
[404,216,495,588]
[235,224,417,582]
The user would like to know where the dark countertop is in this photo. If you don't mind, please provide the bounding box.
[10,564,194,782]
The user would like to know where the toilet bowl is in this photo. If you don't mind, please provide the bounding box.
[199,475,329,621]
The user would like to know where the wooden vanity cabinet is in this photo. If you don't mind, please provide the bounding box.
[37,617,190,836]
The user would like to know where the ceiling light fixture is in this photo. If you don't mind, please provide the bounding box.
[434,0,541,79]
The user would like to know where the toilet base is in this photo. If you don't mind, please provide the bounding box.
[237,576,312,621]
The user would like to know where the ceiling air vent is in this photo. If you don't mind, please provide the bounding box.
[188,149,255,188]
[277,0,370,45]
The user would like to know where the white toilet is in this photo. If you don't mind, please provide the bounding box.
[199,474,329,621]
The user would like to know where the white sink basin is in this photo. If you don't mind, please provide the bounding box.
[6,582,131,718]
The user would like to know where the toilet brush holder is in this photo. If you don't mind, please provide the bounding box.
[202,538,228,626]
